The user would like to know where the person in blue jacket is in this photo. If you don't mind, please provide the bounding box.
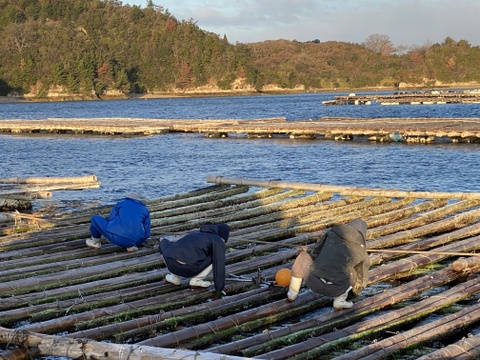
[159,223,230,298]
[87,193,151,252]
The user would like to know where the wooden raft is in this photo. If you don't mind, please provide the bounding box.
[2,175,480,359]
[0,175,101,229]
[2,116,480,143]
[323,90,480,106]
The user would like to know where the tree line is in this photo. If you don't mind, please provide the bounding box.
[1,0,480,98]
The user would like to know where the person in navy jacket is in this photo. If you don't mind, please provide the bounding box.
[87,193,151,252]
[159,223,230,297]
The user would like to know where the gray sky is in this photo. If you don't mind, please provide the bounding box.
[122,0,478,47]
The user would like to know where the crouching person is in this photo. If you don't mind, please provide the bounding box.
[87,193,151,252]
[159,223,230,299]
[287,218,370,310]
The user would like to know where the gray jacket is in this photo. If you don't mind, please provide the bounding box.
[307,219,370,297]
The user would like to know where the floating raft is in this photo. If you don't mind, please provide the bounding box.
[2,175,480,359]
[323,89,480,106]
[2,116,480,143]
[0,175,101,227]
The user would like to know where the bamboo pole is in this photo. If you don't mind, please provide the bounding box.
[206,175,480,200]
[68,287,272,341]
[330,303,480,360]
[416,332,480,359]
[367,207,480,249]
[368,235,480,284]
[211,261,477,356]
[367,199,480,239]
[0,175,97,184]
[0,326,249,360]
[260,277,480,360]
[368,249,480,257]
[137,291,323,348]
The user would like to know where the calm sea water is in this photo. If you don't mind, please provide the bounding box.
[1,92,480,212]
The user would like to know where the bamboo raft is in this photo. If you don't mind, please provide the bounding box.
[2,175,480,359]
[2,116,480,143]
[323,90,480,106]
[0,175,101,225]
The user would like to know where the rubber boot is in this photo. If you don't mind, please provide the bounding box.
[333,286,353,310]
[189,264,213,288]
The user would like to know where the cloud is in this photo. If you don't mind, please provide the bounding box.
[124,0,479,46]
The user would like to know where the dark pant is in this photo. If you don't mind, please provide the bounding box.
[163,256,212,278]
[160,238,212,277]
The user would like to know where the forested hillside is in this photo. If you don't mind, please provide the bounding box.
[1,0,480,99]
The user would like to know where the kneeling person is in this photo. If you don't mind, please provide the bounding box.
[287,218,370,310]
[159,223,230,296]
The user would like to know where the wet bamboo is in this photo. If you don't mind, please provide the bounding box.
[0,244,157,282]
[0,280,169,326]
[0,175,98,184]
[150,189,318,230]
[181,293,330,350]
[452,256,480,271]
[230,196,365,231]
[150,189,306,227]
[228,196,365,237]
[150,187,284,217]
[0,326,248,360]
[365,199,448,236]
[17,283,203,335]
[229,197,391,242]
[0,199,31,211]
[0,348,37,360]
[367,207,480,249]
[416,332,480,359]
[137,291,322,348]
[149,185,250,219]
[368,222,480,265]
[368,248,480,257]
[202,191,331,225]
[367,199,480,239]
[0,192,37,200]
[0,270,166,312]
[368,234,480,284]
[147,184,236,211]
[111,286,278,344]
[206,175,480,200]
[0,253,161,295]
[0,183,101,198]
[289,197,396,234]
[214,263,476,356]
[68,286,272,341]
[261,276,480,360]
[331,302,480,360]
[2,250,292,333]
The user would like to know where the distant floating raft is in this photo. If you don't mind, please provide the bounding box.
[323,89,480,106]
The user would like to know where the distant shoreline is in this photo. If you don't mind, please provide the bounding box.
[2,84,479,103]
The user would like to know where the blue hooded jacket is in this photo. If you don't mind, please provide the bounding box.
[105,197,151,243]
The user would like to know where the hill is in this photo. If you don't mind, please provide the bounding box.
[1,0,480,99]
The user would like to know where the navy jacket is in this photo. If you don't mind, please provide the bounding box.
[160,224,227,291]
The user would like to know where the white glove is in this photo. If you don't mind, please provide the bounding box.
[287,289,298,301]
[287,276,303,302]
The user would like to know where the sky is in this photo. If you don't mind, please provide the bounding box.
[122,0,478,47]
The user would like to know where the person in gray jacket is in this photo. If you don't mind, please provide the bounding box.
[287,218,370,310]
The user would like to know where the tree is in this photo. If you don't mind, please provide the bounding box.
[363,34,394,56]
